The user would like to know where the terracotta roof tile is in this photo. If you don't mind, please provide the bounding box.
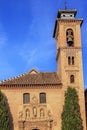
[0,70,61,85]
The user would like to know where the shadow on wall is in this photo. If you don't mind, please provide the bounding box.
[4,94,14,130]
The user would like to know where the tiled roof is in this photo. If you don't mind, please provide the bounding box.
[0,69,61,86]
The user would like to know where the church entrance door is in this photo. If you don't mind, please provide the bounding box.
[32,129,39,130]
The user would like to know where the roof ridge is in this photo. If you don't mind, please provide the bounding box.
[28,69,40,74]
[40,72,57,74]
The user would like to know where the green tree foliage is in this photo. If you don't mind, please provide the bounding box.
[0,91,10,130]
[61,87,83,130]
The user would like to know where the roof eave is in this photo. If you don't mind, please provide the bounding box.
[0,83,62,87]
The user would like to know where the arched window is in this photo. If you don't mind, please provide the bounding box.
[25,109,30,118]
[23,93,30,104]
[70,75,74,83]
[72,56,74,65]
[68,56,75,65]
[66,29,74,47]
[68,56,71,65]
[40,93,46,103]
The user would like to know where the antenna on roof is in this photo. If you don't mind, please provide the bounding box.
[64,0,67,10]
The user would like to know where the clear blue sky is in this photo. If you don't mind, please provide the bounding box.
[0,0,87,88]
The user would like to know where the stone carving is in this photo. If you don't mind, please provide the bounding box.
[26,109,30,119]
[40,109,44,117]
[18,97,53,123]
[33,107,37,117]
[48,110,52,118]
[19,111,23,120]
[32,95,38,104]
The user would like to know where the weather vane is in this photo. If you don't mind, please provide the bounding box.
[64,0,67,10]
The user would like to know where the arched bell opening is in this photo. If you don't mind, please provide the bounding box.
[66,29,74,47]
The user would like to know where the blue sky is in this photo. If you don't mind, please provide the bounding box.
[0,0,87,88]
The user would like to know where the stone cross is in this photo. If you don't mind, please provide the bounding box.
[64,0,67,10]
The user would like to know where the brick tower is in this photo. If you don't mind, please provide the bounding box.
[53,9,86,130]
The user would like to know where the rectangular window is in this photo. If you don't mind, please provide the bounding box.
[40,93,46,103]
[23,93,30,104]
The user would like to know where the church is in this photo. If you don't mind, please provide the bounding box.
[0,9,86,130]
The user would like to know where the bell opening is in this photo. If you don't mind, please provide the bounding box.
[67,41,74,47]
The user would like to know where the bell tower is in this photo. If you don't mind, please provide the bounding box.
[53,10,83,85]
[53,10,86,130]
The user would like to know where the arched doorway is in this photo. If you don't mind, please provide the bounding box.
[32,129,39,130]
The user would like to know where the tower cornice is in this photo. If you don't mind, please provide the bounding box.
[57,18,83,24]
